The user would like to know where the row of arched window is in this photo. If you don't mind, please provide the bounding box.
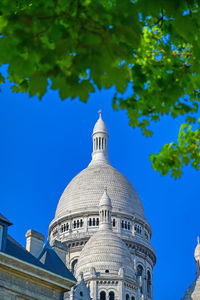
[89,217,99,226]
[126,295,135,300]
[60,217,117,232]
[73,219,83,229]
[93,137,107,151]
[121,220,131,230]
[61,223,69,232]
[60,218,149,239]
[134,224,142,234]
[99,291,135,300]
[61,219,84,232]
[100,291,114,300]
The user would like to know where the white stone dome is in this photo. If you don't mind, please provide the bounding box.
[54,161,145,220]
[75,228,135,281]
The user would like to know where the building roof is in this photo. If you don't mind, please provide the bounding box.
[4,235,75,282]
[53,162,145,222]
[5,234,46,269]
[0,214,13,226]
[38,242,76,281]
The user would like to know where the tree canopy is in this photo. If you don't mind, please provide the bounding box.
[0,0,199,178]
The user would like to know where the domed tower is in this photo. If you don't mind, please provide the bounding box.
[75,189,138,300]
[49,112,156,300]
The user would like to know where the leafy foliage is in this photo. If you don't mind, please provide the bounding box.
[0,0,199,178]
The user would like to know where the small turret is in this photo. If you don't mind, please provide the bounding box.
[99,188,112,230]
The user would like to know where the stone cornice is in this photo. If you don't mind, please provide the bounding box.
[0,251,76,291]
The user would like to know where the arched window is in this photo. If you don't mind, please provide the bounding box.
[93,218,95,226]
[71,259,78,273]
[100,291,106,300]
[113,219,116,227]
[63,224,66,231]
[73,221,76,229]
[121,220,124,228]
[131,297,135,300]
[126,294,130,300]
[66,223,69,231]
[102,138,104,149]
[109,291,115,300]
[125,221,127,229]
[147,270,151,297]
[80,219,83,227]
[96,218,99,226]
[137,265,144,293]
[137,265,143,276]
[99,137,101,149]
[128,222,130,230]
[89,218,92,226]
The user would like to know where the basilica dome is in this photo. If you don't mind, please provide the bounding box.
[54,162,145,221]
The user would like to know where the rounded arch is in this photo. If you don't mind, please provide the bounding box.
[100,291,106,300]
[109,291,115,300]
[136,264,144,276]
[71,258,78,273]
[131,297,135,300]
[126,294,130,300]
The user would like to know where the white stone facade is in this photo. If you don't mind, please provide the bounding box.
[49,112,156,300]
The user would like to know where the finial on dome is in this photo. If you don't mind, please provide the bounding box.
[98,109,102,119]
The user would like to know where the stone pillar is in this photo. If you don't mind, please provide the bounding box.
[84,216,88,233]
[117,217,121,234]
[51,240,67,264]
[25,229,45,258]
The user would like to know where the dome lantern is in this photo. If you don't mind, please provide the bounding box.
[91,110,109,164]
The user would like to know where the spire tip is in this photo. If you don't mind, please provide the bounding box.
[98,109,102,119]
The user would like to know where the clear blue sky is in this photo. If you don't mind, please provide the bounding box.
[0,77,199,300]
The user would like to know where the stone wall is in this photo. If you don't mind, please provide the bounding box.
[0,269,62,300]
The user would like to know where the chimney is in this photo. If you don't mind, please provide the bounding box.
[50,240,67,264]
[25,229,45,258]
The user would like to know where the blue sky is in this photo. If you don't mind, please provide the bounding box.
[0,80,199,300]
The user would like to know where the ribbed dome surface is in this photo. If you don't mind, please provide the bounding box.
[75,228,135,280]
[54,162,145,221]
